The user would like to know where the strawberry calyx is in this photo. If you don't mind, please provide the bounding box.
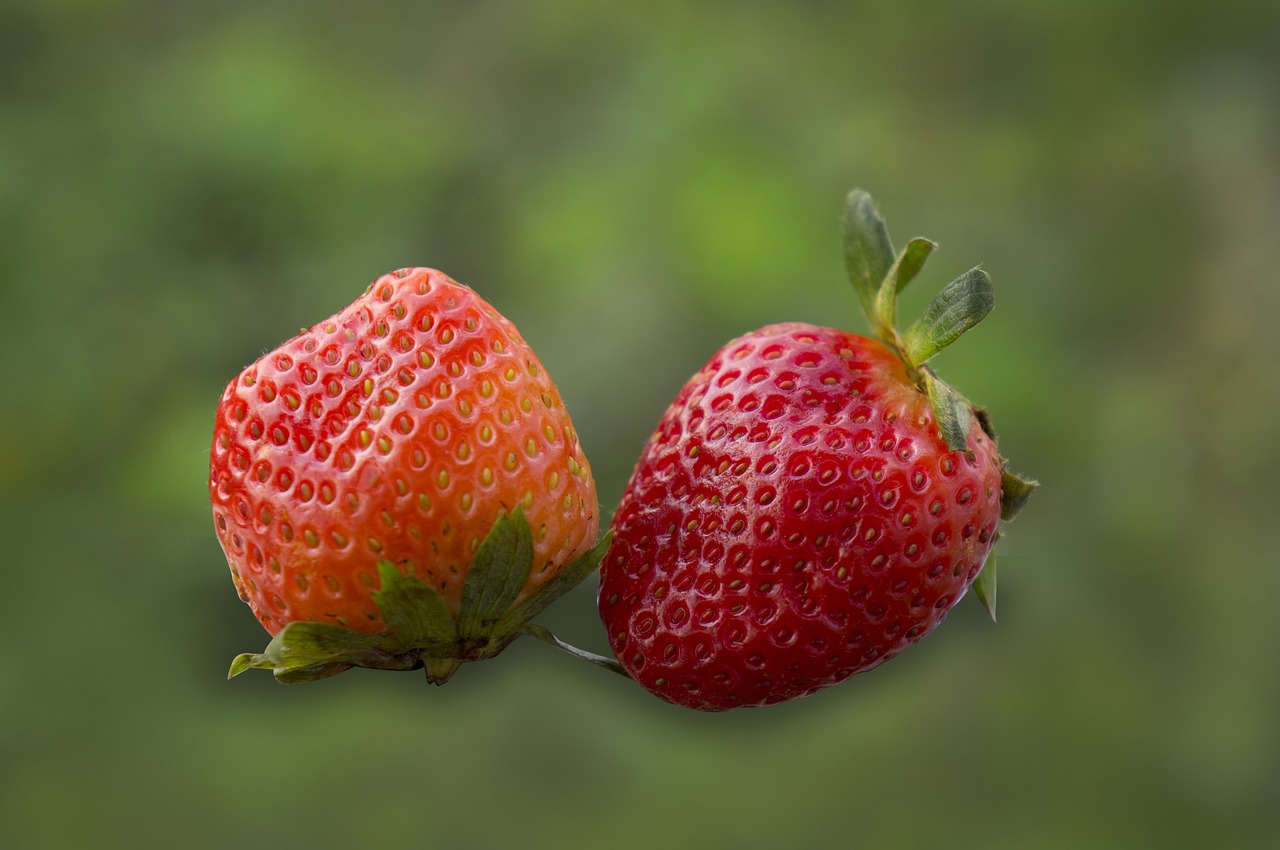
[228,507,616,685]
[843,189,1038,619]
[843,190,997,445]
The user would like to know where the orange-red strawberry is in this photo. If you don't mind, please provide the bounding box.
[598,191,1035,710]
[212,267,604,683]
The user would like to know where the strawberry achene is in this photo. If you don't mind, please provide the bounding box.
[599,323,1003,710]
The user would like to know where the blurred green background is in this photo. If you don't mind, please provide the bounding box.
[3,1,1278,847]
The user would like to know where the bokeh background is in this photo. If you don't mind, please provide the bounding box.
[3,1,1278,847]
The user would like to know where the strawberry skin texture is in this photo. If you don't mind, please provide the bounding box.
[599,322,1002,711]
[211,268,598,636]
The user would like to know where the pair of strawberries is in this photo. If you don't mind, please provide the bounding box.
[211,190,1034,711]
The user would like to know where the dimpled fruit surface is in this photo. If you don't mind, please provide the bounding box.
[599,322,1002,710]
[210,267,598,636]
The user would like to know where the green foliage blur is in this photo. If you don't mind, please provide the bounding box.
[3,1,1278,847]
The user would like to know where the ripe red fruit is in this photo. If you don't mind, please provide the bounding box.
[598,191,1035,710]
[212,267,603,683]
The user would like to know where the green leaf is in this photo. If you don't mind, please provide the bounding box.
[922,371,972,453]
[872,236,937,339]
[903,267,994,367]
[371,560,458,650]
[494,531,613,636]
[457,507,534,640]
[842,189,895,333]
[972,557,997,622]
[1000,469,1039,522]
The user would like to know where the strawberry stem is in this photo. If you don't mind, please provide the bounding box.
[520,623,632,679]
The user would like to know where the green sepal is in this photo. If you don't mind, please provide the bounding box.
[228,508,621,684]
[227,653,259,679]
[494,530,612,636]
[842,189,895,335]
[229,651,354,684]
[974,405,996,441]
[888,237,937,296]
[372,560,458,648]
[971,557,997,622]
[872,237,937,339]
[457,507,535,641]
[423,657,463,686]
[922,370,972,454]
[999,469,1039,522]
[833,187,1034,627]
[262,621,407,668]
[226,621,414,683]
[903,267,994,367]
[273,662,354,684]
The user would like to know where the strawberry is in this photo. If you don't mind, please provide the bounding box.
[212,267,607,683]
[598,191,1036,710]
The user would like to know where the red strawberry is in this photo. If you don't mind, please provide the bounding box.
[598,191,1035,710]
[212,267,605,683]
